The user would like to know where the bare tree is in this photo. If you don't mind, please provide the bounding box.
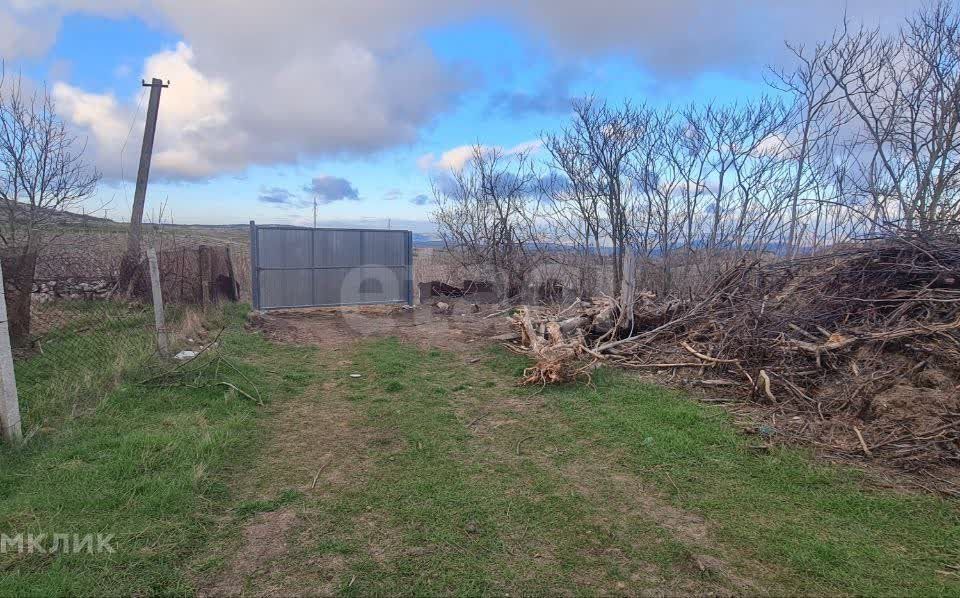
[629,107,684,294]
[0,70,100,343]
[541,126,605,297]
[433,144,538,299]
[825,1,960,233]
[561,98,651,295]
[438,1,960,306]
[769,33,848,255]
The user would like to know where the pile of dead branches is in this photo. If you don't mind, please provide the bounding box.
[510,234,960,480]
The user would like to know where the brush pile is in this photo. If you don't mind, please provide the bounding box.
[509,235,960,480]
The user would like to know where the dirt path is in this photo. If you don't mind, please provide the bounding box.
[248,301,511,353]
[199,304,773,595]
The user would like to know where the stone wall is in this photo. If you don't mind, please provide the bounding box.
[31,278,113,304]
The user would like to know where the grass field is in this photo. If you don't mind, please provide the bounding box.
[0,307,957,595]
[14,301,156,436]
[0,305,317,594]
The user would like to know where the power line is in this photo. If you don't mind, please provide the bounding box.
[118,87,148,214]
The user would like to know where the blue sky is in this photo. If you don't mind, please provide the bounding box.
[1,0,924,231]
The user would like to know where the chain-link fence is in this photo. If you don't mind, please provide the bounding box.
[1,226,245,440]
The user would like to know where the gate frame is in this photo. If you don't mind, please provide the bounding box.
[249,221,414,310]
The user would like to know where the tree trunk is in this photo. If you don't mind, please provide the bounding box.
[1,251,37,348]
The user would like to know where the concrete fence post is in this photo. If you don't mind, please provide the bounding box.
[147,247,169,355]
[0,258,22,446]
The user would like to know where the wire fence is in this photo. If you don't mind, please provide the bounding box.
[0,227,245,441]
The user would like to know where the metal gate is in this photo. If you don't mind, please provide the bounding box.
[249,221,413,310]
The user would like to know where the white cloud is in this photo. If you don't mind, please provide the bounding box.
[753,133,791,158]
[507,139,543,155]
[25,1,468,180]
[435,145,478,171]
[5,0,934,181]
[54,42,236,179]
[419,139,542,172]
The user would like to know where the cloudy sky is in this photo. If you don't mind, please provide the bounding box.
[3,0,926,230]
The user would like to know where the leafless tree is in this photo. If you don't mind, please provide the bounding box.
[629,107,683,294]
[0,70,100,342]
[436,1,960,305]
[541,124,605,297]
[0,72,100,250]
[432,144,538,298]
[559,98,652,295]
[825,1,960,233]
[769,34,849,255]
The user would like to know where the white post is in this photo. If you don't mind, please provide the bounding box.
[147,247,169,355]
[0,259,22,446]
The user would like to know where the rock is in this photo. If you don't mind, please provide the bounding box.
[435,301,451,313]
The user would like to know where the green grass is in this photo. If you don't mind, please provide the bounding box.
[243,337,700,596]
[258,338,959,596]
[485,348,960,595]
[14,301,157,434]
[2,318,958,596]
[0,304,318,595]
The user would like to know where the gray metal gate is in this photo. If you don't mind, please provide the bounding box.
[249,221,413,310]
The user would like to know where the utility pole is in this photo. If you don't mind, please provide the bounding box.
[118,78,169,292]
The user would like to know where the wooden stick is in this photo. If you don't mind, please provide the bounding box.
[624,362,710,369]
[483,306,514,319]
[516,435,534,456]
[758,369,776,402]
[311,460,331,489]
[854,427,873,457]
[680,341,740,364]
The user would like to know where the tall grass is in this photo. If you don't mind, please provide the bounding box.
[15,300,158,436]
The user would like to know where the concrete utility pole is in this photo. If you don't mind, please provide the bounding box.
[147,247,169,355]
[0,258,22,446]
[118,78,169,292]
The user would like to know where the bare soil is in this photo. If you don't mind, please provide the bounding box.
[247,300,512,354]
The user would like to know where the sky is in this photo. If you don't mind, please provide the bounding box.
[1,0,929,232]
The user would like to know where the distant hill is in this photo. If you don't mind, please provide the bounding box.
[0,204,116,227]
[33,211,449,247]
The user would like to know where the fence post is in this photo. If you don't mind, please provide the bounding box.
[620,249,636,332]
[249,221,261,311]
[198,245,210,310]
[0,258,22,446]
[406,230,414,306]
[147,247,169,355]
